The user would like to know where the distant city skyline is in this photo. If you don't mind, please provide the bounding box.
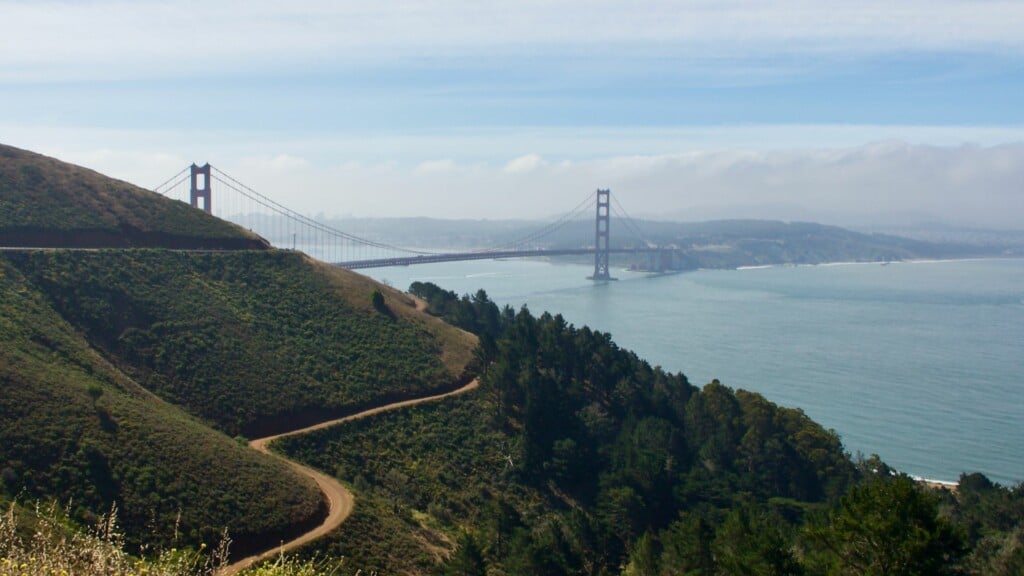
[2,1,1023,228]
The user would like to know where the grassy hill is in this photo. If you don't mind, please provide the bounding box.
[0,248,476,556]
[0,146,478,563]
[4,249,476,437]
[0,258,324,556]
[0,144,267,249]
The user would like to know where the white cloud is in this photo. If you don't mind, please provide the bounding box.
[414,159,458,174]
[271,154,309,171]
[582,142,1024,228]
[242,154,310,172]
[2,1,1023,82]
[503,154,546,174]
[5,123,1023,228]
[261,140,1024,229]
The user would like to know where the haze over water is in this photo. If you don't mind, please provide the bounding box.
[368,257,1024,486]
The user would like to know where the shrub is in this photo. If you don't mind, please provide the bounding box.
[371,290,385,312]
[0,502,342,576]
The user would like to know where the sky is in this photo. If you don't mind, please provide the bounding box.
[2,0,1023,228]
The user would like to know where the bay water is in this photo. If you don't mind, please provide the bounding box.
[365,258,1024,486]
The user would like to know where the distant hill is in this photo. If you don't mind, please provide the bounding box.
[0,144,267,249]
[634,219,993,269]
[305,216,1003,269]
[855,222,1024,255]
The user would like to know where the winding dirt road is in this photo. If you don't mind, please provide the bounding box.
[218,379,479,575]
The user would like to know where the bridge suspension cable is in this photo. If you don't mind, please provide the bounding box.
[610,193,651,247]
[153,166,191,197]
[151,163,659,271]
[209,167,434,256]
[473,189,596,254]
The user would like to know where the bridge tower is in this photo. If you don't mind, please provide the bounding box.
[190,163,212,213]
[590,188,613,281]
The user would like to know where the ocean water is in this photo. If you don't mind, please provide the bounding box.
[365,258,1024,486]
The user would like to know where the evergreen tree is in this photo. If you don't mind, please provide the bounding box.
[806,475,965,575]
[441,533,487,576]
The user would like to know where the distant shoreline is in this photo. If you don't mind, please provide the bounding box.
[734,256,1023,272]
[913,475,960,492]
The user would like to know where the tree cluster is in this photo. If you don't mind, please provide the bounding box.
[400,282,1023,575]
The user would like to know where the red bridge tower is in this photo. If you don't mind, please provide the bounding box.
[190,163,212,213]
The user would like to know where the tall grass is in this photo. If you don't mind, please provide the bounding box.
[0,503,338,576]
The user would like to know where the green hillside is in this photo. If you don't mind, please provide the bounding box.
[3,145,1020,575]
[0,258,324,556]
[276,301,857,574]
[0,245,477,562]
[0,146,478,564]
[277,286,1024,575]
[0,144,266,249]
[4,249,476,437]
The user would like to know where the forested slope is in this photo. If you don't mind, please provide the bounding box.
[276,288,856,573]
[4,250,476,437]
[278,283,1024,575]
[0,258,324,556]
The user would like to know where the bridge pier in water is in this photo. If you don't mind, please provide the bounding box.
[589,188,614,281]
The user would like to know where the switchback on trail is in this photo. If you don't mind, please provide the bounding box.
[218,379,480,575]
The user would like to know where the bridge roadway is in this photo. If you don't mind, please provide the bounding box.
[336,247,663,270]
[0,246,670,271]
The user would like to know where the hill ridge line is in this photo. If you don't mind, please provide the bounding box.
[218,378,480,576]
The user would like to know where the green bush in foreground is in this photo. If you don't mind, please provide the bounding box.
[0,503,339,576]
[0,502,223,576]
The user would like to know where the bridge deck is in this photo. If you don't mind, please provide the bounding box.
[335,247,662,270]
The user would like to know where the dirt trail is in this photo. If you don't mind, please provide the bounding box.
[410,294,428,312]
[218,379,479,575]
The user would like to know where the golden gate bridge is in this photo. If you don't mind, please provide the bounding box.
[155,163,679,279]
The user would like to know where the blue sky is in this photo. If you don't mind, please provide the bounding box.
[2,1,1023,226]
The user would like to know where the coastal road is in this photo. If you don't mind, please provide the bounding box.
[217,379,479,576]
